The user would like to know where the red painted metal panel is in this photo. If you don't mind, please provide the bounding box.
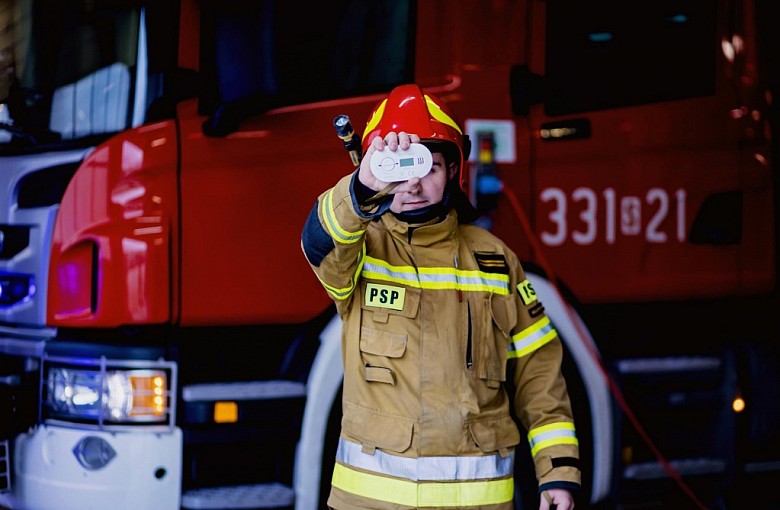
[48,121,179,327]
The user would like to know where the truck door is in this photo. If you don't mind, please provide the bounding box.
[518,0,773,304]
[177,0,417,324]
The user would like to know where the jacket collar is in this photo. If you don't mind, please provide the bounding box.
[380,209,459,247]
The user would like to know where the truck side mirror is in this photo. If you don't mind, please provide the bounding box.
[509,65,546,116]
[145,68,199,123]
[202,94,275,137]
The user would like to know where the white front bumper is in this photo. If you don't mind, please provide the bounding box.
[1,424,182,510]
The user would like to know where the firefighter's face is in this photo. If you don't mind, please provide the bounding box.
[390,152,456,213]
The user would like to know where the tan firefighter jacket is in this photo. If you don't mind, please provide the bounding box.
[301,172,581,510]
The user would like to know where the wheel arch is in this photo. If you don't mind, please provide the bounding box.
[527,271,615,505]
[293,313,343,510]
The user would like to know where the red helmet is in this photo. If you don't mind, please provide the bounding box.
[362,84,470,184]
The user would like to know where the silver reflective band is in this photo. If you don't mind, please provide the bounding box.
[336,438,514,481]
[527,422,578,457]
[528,427,577,450]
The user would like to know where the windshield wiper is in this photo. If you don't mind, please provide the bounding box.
[0,122,61,147]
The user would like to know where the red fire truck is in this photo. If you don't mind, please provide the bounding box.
[0,0,777,509]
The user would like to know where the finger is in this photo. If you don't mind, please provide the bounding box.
[384,132,399,150]
[409,133,421,143]
[397,131,411,149]
[538,491,553,510]
[371,135,386,151]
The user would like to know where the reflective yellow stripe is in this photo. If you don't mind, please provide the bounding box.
[363,256,510,294]
[425,95,463,134]
[507,317,557,358]
[364,99,387,135]
[320,277,354,300]
[322,189,365,244]
[332,463,514,507]
[319,244,366,300]
[528,422,578,457]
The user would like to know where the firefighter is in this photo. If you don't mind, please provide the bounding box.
[301,84,580,510]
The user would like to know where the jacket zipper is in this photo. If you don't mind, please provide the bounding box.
[466,301,473,369]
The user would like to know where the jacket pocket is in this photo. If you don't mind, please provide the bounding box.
[490,293,516,338]
[342,401,414,453]
[359,326,407,384]
[471,293,514,387]
[364,365,395,384]
[360,326,407,357]
[468,414,520,453]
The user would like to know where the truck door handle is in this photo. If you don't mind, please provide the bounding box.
[539,118,591,141]
[0,375,20,386]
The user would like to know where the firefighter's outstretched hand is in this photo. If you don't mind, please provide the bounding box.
[540,489,574,510]
[358,131,421,193]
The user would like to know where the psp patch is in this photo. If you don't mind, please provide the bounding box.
[474,253,509,274]
[517,279,537,305]
[365,283,406,311]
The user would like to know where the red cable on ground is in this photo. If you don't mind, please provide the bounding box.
[500,186,710,510]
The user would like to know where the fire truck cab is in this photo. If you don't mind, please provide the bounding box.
[0,0,778,509]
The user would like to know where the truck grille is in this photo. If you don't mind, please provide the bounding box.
[0,148,91,327]
[0,226,30,260]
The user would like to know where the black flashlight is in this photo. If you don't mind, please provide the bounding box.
[333,114,362,167]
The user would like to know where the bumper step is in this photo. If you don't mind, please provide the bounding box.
[623,457,726,480]
[0,439,9,493]
[181,483,294,509]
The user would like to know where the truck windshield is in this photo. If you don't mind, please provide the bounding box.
[0,0,152,154]
[545,0,716,115]
[198,0,414,116]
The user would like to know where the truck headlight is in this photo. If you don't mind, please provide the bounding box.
[0,272,35,307]
[47,367,168,423]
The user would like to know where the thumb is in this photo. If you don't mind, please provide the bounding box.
[539,491,554,510]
